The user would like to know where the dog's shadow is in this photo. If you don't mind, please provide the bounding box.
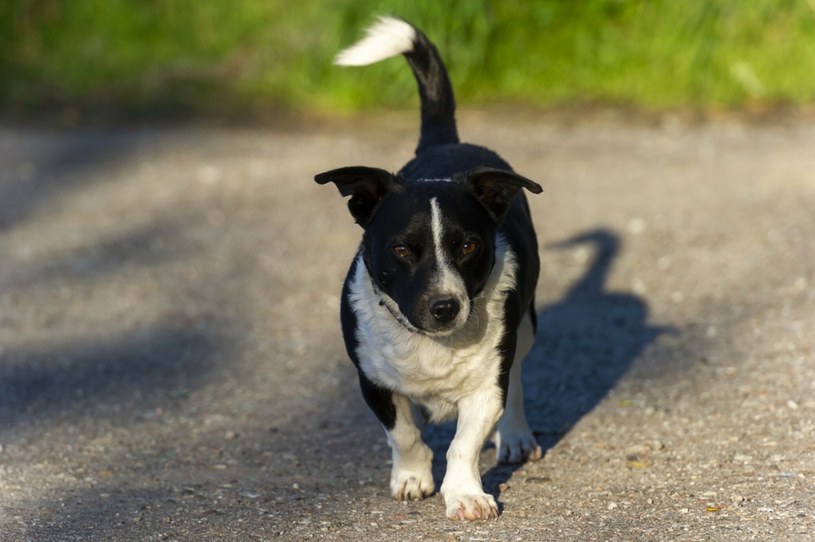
[424,227,669,501]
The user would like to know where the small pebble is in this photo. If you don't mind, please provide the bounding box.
[628,217,646,234]
[240,490,262,499]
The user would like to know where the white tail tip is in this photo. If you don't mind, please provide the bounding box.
[334,16,416,66]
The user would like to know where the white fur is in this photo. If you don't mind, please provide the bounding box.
[335,16,416,66]
[441,390,502,519]
[429,197,470,329]
[387,393,435,501]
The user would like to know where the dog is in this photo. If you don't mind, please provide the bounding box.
[315,17,543,521]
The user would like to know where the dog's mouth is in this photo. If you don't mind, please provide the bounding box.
[413,309,472,337]
[374,285,472,336]
[417,314,469,337]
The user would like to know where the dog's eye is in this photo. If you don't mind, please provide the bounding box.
[461,241,479,255]
[392,244,411,258]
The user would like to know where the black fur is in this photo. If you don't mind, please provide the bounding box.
[403,28,459,153]
[316,19,543,511]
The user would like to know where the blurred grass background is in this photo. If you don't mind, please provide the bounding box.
[2,0,815,121]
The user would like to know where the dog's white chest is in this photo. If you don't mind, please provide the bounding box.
[347,243,517,420]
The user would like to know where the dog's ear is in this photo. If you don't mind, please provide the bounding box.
[460,167,542,223]
[315,166,399,225]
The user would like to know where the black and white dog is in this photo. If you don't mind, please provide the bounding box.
[316,17,543,521]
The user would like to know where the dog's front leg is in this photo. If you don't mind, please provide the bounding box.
[386,393,435,501]
[440,391,503,520]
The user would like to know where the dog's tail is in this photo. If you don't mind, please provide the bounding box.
[335,16,459,155]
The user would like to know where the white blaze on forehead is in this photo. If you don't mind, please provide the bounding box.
[429,198,467,300]
[430,197,446,264]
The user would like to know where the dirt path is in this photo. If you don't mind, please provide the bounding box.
[1,113,813,541]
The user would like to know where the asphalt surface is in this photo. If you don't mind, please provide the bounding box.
[0,112,813,541]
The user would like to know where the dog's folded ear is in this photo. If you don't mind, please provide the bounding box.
[460,167,542,223]
[315,166,399,226]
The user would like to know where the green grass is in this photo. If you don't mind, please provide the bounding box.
[2,0,815,118]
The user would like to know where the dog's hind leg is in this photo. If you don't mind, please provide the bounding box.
[386,393,435,501]
[494,310,543,464]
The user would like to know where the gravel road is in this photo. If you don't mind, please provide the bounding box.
[0,112,813,541]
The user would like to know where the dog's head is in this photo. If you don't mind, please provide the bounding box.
[316,166,541,336]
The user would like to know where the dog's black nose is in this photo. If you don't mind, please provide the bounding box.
[429,298,460,323]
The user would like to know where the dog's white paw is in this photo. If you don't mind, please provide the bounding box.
[390,468,434,501]
[495,428,543,464]
[444,492,499,521]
